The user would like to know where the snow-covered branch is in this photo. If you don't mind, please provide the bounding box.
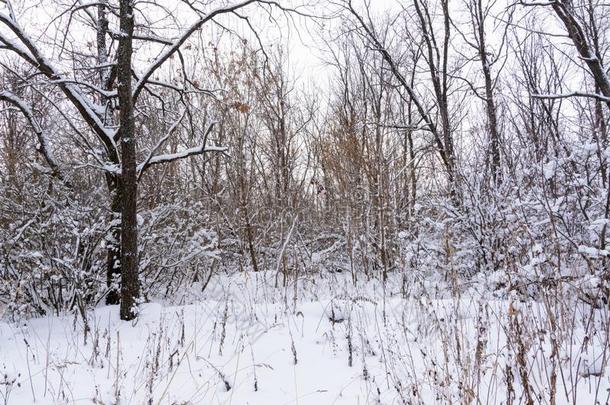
[0,12,117,158]
[519,0,556,6]
[48,79,118,99]
[137,110,187,180]
[0,90,63,178]
[533,92,610,102]
[137,123,226,176]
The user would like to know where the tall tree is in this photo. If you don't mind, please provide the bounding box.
[0,0,289,319]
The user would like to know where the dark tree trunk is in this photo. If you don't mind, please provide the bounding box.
[413,0,458,201]
[474,0,502,183]
[96,1,124,306]
[117,0,140,321]
[551,1,610,110]
[105,179,122,305]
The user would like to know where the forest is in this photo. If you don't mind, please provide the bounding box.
[0,0,609,404]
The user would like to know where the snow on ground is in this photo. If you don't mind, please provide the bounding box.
[1,271,609,404]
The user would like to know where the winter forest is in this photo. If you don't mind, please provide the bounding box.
[0,0,609,403]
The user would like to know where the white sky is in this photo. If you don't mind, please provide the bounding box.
[0,0,594,127]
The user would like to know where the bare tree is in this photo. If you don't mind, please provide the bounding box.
[343,0,460,202]
[459,0,511,183]
[0,0,293,319]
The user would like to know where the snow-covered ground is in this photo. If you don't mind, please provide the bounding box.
[1,271,608,404]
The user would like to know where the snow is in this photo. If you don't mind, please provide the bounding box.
[1,272,608,404]
[579,349,606,378]
[137,145,228,173]
[543,159,558,180]
[578,245,609,258]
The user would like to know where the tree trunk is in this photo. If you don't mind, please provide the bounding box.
[551,1,610,110]
[475,0,502,183]
[413,0,458,201]
[105,179,122,305]
[117,0,140,320]
[96,1,124,306]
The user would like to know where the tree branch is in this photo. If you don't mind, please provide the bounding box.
[0,90,64,179]
[533,91,610,102]
[137,122,226,177]
[0,12,119,160]
[133,0,260,103]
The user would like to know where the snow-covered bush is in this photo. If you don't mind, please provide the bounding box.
[0,179,106,318]
[138,200,220,301]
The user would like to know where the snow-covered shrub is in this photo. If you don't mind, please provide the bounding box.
[138,200,220,301]
[0,179,106,318]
